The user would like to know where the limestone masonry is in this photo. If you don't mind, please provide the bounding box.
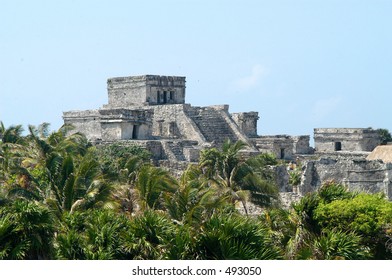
[63,74,392,201]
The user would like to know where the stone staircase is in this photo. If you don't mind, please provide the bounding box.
[188,107,239,147]
[162,141,186,162]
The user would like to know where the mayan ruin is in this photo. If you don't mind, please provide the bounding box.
[62,74,392,202]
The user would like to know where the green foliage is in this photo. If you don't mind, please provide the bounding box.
[55,209,132,260]
[134,165,178,211]
[249,152,278,168]
[312,229,370,260]
[288,170,301,187]
[314,193,391,236]
[0,122,25,144]
[122,210,177,260]
[165,164,233,227]
[378,128,392,145]
[258,208,296,252]
[196,212,282,260]
[317,180,356,203]
[96,143,151,181]
[2,121,392,260]
[292,192,321,234]
[199,139,279,212]
[287,181,392,259]
[0,200,55,259]
[314,192,392,259]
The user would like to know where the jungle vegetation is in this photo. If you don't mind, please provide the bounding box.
[0,122,391,260]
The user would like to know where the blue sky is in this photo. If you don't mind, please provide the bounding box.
[1,0,391,141]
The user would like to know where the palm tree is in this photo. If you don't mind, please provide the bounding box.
[0,200,55,259]
[55,209,131,260]
[110,155,147,215]
[0,122,27,187]
[43,148,114,215]
[121,210,176,260]
[199,139,279,214]
[8,124,113,215]
[284,182,371,260]
[95,143,151,182]
[0,122,25,144]
[288,169,301,193]
[312,229,370,260]
[285,192,321,259]
[165,164,231,227]
[196,212,282,259]
[133,165,178,212]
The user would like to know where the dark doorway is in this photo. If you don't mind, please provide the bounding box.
[132,125,139,139]
[163,91,167,103]
[157,91,161,104]
[335,142,342,151]
[280,148,285,159]
[169,122,176,137]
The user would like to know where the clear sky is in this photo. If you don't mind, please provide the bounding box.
[1,0,391,141]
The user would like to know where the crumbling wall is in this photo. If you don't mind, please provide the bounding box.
[231,111,259,138]
[293,136,313,154]
[107,76,148,107]
[63,110,102,140]
[152,104,205,143]
[252,135,294,160]
[273,165,291,192]
[314,128,381,153]
[107,75,186,107]
[300,156,392,199]
[63,108,154,141]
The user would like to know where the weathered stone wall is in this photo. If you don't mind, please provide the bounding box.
[99,122,151,141]
[252,135,295,160]
[252,135,312,160]
[107,75,186,107]
[300,156,392,200]
[148,75,186,105]
[184,105,256,149]
[151,104,205,143]
[107,76,148,107]
[63,108,153,141]
[314,128,381,153]
[100,123,122,141]
[273,165,291,192]
[217,106,256,148]
[279,192,302,209]
[293,136,313,154]
[115,140,166,161]
[231,112,259,138]
[183,146,201,162]
[63,110,102,140]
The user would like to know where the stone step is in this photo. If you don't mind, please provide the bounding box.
[169,144,186,161]
[163,141,186,162]
[190,108,239,146]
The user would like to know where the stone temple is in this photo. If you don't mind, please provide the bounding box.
[63,74,392,200]
[63,74,312,162]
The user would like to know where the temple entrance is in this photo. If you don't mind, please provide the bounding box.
[335,142,342,151]
[157,90,169,104]
[163,91,167,103]
[280,148,285,159]
[132,125,139,139]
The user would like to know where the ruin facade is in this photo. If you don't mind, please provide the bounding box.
[63,74,392,201]
[251,135,312,160]
[314,128,381,153]
[63,74,310,163]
